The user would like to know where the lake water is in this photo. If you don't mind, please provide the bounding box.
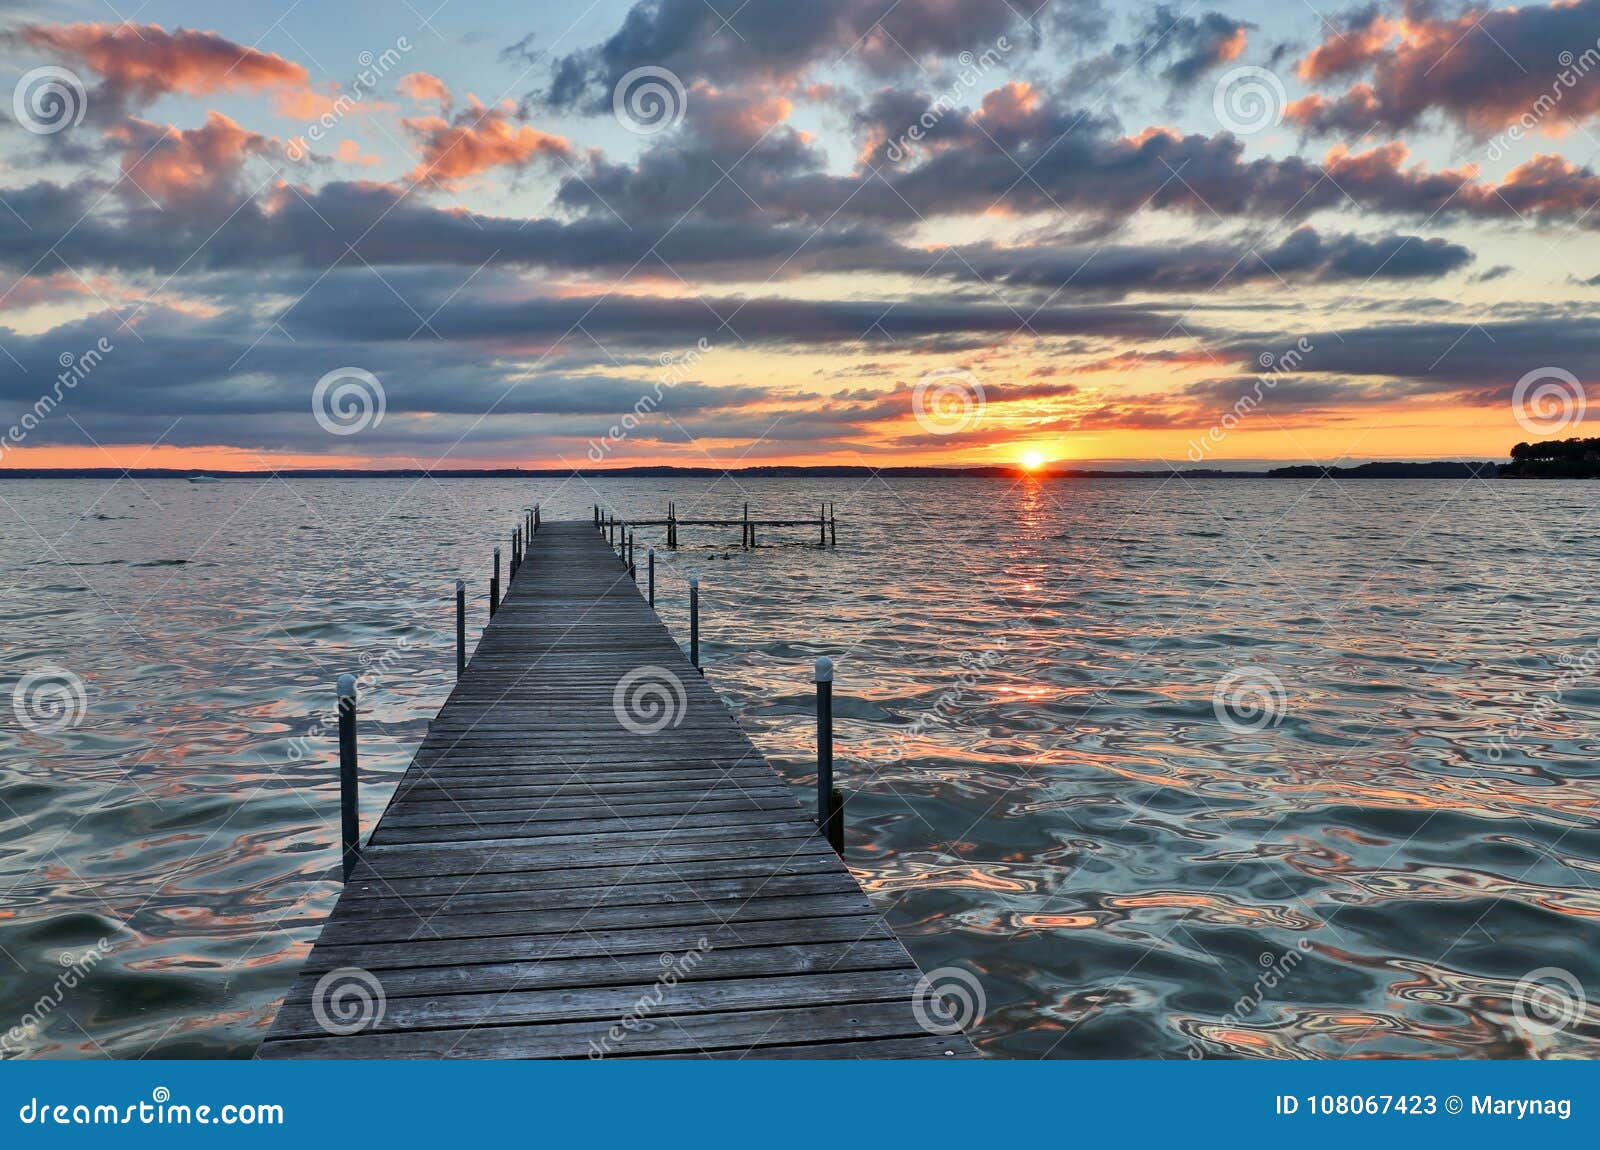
[1,476,1597,1058]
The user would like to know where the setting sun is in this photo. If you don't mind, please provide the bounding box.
[1020,450,1047,471]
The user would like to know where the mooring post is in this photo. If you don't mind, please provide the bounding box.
[628,531,636,580]
[669,502,676,549]
[743,502,750,549]
[829,503,837,547]
[827,786,845,856]
[593,504,599,526]
[455,579,466,677]
[490,546,501,617]
[648,548,656,606]
[820,502,826,547]
[511,528,520,577]
[337,673,360,881]
[815,657,837,851]
[689,576,700,670]
[609,515,616,547]
[534,503,541,532]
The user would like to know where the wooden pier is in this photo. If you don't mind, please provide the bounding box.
[258,519,975,1059]
[596,502,837,548]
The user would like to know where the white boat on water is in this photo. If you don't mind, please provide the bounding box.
[187,475,221,484]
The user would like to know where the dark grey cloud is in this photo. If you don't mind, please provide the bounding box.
[532,0,1053,110]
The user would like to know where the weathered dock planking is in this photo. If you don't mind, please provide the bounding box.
[258,520,975,1059]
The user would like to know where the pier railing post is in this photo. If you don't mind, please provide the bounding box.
[337,674,360,881]
[648,548,655,607]
[814,657,836,850]
[593,504,599,527]
[534,503,541,532]
[490,547,501,617]
[689,577,700,670]
[628,531,636,579]
[743,502,749,549]
[455,579,466,676]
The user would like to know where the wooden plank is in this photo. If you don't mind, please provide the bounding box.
[257,520,974,1060]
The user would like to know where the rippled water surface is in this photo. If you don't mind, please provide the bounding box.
[2,476,1598,1059]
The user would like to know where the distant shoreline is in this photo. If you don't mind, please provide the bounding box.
[0,461,1504,480]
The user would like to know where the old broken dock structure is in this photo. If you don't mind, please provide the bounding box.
[258,512,975,1059]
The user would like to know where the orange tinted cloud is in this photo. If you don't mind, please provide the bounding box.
[403,99,571,188]
[110,112,271,204]
[398,71,451,108]
[1296,15,1399,81]
[20,22,308,104]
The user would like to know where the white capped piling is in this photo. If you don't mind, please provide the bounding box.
[628,531,635,579]
[455,579,466,676]
[490,546,501,617]
[337,673,360,881]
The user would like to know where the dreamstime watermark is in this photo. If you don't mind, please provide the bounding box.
[1187,337,1313,462]
[587,338,712,462]
[1487,639,1600,762]
[612,665,688,734]
[1511,966,1587,1038]
[17,1088,283,1126]
[1185,940,1313,1058]
[912,367,985,435]
[10,666,88,733]
[309,966,386,1036]
[613,66,687,135]
[285,37,413,162]
[1,939,112,1056]
[312,366,386,436]
[883,37,1013,163]
[1212,65,1286,135]
[1212,665,1287,734]
[912,966,986,1035]
[286,638,410,762]
[886,645,1006,761]
[0,337,114,464]
[1486,40,1600,161]
[1511,366,1585,436]
[587,940,711,1057]
[12,65,86,135]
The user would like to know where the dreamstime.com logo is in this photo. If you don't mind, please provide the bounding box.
[1212,666,1287,734]
[312,367,386,435]
[1512,367,1586,436]
[613,66,687,135]
[12,65,86,134]
[17,1088,284,1126]
[310,966,386,1036]
[612,665,688,734]
[11,666,88,733]
[1512,966,1587,1038]
[1212,66,1285,135]
[912,966,986,1035]
[912,367,985,435]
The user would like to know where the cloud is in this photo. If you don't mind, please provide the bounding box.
[1290,0,1600,138]
[402,97,572,188]
[108,112,273,206]
[13,22,310,121]
[536,0,1043,109]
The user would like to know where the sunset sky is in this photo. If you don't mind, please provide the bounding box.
[3,0,1600,470]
